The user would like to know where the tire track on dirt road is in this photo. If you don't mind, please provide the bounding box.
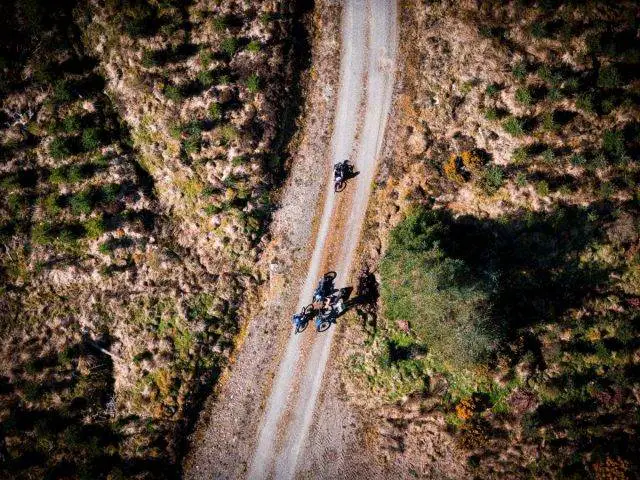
[250,1,398,478]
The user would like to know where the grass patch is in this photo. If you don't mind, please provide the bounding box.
[503,116,525,137]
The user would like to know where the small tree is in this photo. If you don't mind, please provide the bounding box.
[380,209,500,374]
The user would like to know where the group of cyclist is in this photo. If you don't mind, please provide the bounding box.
[291,159,356,334]
[292,272,345,334]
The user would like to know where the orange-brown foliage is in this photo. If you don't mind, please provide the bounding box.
[593,456,629,480]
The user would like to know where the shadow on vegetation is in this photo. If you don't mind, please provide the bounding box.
[405,201,637,367]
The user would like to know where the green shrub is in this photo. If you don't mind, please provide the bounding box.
[200,49,214,69]
[100,183,120,204]
[515,171,527,187]
[599,181,614,199]
[246,73,260,93]
[536,65,553,83]
[121,2,157,37]
[542,148,555,164]
[7,193,27,214]
[84,216,106,239]
[232,155,247,166]
[576,92,594,113]
[597,65,621,89]
[82,128,101,151]
[259,13,274,25]
[169,122,183,139]
[246,40,261,53]
[211,15,228,32]
[602,130,626,160]
[530,22,548,39]
[69,165,85,183]
[546,87,562,102]
[198,70,215,88]
[484,108,498,121]
[218,124,238,145]
[570,154,587,167]
[515,86,533,106]
[49,167,66,184]
[485,83,499,97]
[0,174,20,192]
[53,79,73,103]
[92,154,110,168]
[460,81,474,95]
[141,49,158,68]
[512,147,528,165]
[204,204,222,215]
[164,84,183,102]
[380,208,499,373]
[209,102,222,121]
[563,77,580,93]
[536,180,550,196]
[480,165,504,195]
[601,98,616,114]
[32,222,54,245]
[218,74,230,85]
[182,121,202,154]
[503,116,525,136]
[588,153,607,171]
[541,111,558,132]
[69,191,93,215]
[221,37,238,57]
[49,137,71,159]
[62,114,82,133]
[512,61,527,82]
[42,193,61,216]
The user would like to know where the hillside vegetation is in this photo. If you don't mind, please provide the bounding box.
[345,0,640,478]
[0,0,307,478]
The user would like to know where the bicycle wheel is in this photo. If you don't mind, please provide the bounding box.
[323,271,337,281]
[334,179,347,192]
[316,319,332,332]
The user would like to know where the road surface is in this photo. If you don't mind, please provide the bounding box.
[249,1,398,478]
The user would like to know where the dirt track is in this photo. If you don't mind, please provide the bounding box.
[184,1,398,478]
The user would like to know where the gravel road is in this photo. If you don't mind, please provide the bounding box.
[251,1,398,478]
